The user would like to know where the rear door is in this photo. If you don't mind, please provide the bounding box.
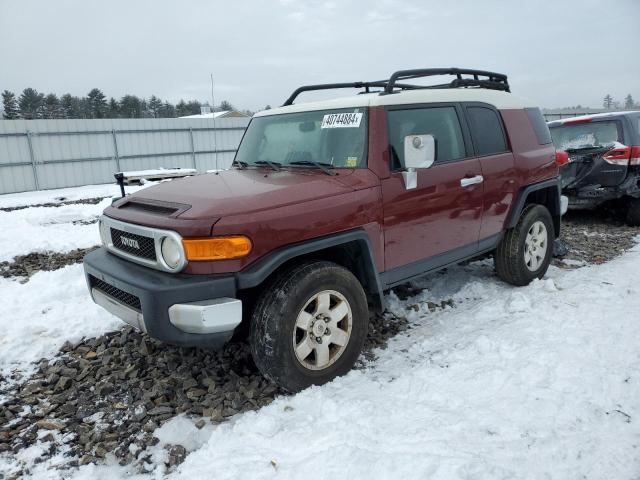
[464,104,517,241]
[381,104,483,273]
[549,118,629,189]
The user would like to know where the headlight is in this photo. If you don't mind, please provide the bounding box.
[161,236,183,269]
[98,219,109,246]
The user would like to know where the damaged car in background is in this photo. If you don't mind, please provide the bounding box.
[548,111,640,225]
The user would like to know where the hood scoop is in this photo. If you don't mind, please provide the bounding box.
[116,198,191,217]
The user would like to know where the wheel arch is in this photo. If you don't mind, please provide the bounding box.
[236,229,385,312]
[506,178,562,237]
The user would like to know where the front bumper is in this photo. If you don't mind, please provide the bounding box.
[84,248,241,349]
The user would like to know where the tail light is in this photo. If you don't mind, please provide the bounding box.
[555,150,569,167]
[603,145,631,165]
[630,146,640,166]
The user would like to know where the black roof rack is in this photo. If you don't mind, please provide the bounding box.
[282,67,510,106]
[384,68,509,94]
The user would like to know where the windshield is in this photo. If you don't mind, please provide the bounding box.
[235,108,368,169]
[550,121,623,150]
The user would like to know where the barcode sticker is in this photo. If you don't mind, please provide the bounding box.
[321,112,363,129]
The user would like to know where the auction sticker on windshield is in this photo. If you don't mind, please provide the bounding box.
[321,112,363,129]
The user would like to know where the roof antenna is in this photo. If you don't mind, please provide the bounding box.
[210,73,219,170]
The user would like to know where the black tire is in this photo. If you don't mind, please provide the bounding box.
[495,204,554,286]
[250,260,368,393]
[626,197,640,226]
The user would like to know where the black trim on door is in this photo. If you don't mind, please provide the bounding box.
[380,233,502,288]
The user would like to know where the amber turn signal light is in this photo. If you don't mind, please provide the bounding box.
[182,236,252,261]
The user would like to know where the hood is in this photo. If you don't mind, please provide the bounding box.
[121,168,361,219]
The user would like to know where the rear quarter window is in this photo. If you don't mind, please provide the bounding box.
[525,108,553,145]
[466,106,508,156]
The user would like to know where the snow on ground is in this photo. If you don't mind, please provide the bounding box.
[162,249,640,480]
[17,241,634,480]
[0,264,121,381]
[0,183,152,262]
[0,200,109,262]
[0,184,121,210]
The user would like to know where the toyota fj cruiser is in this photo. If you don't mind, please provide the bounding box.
[548,111,640,225]
[84,68,564,392]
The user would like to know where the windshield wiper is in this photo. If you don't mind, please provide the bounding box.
[289,160,336,176]
[254,160,282,171]
[233,159,248,169]
[565,145,609,153]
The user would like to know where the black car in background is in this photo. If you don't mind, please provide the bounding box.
[548,111,640,225]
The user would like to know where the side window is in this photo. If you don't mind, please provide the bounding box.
[466,106,508,155]
[388,107,466,169]
[525,107,553,145]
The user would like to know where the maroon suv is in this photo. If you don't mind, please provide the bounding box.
[84,68,563,391]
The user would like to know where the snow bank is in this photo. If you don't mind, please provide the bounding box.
[0,264,121,380]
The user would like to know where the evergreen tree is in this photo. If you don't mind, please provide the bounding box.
[60,94,81,118]
[43,93,61,119]
[78,97,92,118]
[186,100,201,115]
[147,95,163,118]
[264,105,272,110]
[19,88,45,119]
[158,102,176,118]
[624,94,634,110]
[86,88,108,118]
[603,94,614,110]
[218,100,234,111]
[107,97,120,118]
[140,99,150,118]
[2,90,19,119]
[120,95,142,118]
[175,99,189,117]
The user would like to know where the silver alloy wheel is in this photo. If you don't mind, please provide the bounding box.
[524,220,548,271]
[292,290,353,371]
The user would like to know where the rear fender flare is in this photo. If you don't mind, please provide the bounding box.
[506,178,562,237]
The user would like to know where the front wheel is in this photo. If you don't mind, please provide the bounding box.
[495,204,554,286]
[250,261,369,392]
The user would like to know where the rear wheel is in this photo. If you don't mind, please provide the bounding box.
[495,204,554,286]
[250,261,368,392]
[626,197,640,226]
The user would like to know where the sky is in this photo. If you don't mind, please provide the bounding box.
[1,0,639,111]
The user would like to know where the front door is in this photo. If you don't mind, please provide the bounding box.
[381,105,484,273]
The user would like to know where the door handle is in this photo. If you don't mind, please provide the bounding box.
[460,175,484,187]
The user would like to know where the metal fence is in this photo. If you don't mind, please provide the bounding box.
[0,117,249,194]
[542,110,608,122]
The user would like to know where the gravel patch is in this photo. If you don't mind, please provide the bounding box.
[0,197,107,213]
[0,308,413,475]
[1,247,98,279]
[553,208,640,267]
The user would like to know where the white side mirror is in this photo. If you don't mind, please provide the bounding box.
[402,134,435,189]
[404,134,435,169]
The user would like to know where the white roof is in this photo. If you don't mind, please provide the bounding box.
[255,89,536,118]
[179,110,232,119]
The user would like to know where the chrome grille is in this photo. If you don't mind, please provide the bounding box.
[100,215,187,273]
[110,227,156,260]
[90,276,141,311]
